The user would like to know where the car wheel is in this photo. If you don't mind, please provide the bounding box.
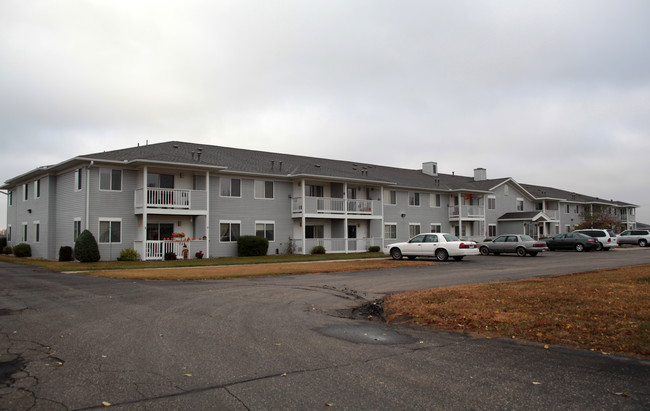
[516,247,526,257]
[575,243,584,252]
[595,242,603,251]
[435,248,449,262]
[639,239,648,247]
[407,256,416,260]
[529,252,538,257]
[390,248,403,260]
[453,256,464,261]
[479,246,489,256]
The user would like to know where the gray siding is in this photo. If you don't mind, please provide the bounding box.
[55,168,87,257]
[383,190,449,242]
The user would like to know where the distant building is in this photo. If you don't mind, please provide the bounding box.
[1,141,639,260]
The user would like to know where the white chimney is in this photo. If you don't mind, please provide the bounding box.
[422,162,438,176]
[474,168,487,181]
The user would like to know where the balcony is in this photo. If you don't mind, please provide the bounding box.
[292,237,383,254]
[134,188,207,214]
[292,197,382,218]
[134,239,207,260]
[448,205,485,220]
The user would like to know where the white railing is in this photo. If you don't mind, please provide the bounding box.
[292,197,381,216]
[449,205,485,218]
[293,237,383,254]
[543,209,559,220]
[135,188,207,211]
[134,240,207,260]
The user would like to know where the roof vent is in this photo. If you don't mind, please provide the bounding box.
[474,168,487,181]
[422,162,438,176]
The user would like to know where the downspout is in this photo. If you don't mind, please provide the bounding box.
[85,161,94,231]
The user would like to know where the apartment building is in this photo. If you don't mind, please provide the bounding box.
[2,141,638,260]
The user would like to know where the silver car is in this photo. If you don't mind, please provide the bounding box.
[616,229,650,247]
[479,234,548,257]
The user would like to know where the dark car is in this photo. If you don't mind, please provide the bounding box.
[545,232,599,252]
[478,234,547,257]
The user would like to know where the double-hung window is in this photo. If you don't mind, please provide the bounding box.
[430,194,441,208]
[220,221,241,242]
[100,168,122,191]
[23,184,28,201]
[430,224,441,233]
[254,180,274,199]
[516,198,524,211]
[75,168,83,191]
[8,191,12,206]
[35,179,41,198]
[255,221,275,241]
[99,219,121,243]
[220,178,241,197]
[7,225,11,242]
[488,196,496,210]
[409,224,420,238]
[34,221,40,242]
[408,192,420,207]
[73,219,82,242]
[384,223,397,240]
[22,223,28,242]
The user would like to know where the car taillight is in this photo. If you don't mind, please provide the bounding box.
[459,243,473,249]
[607,238,611,242]
[588,239,595,242]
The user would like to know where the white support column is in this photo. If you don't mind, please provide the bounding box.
[142,166,148,260]
[344,183,348,254]
[205,171,210,259]
[458,193,463,238]
[301,179,306,255]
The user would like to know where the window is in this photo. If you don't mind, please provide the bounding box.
[430,224,441,233]
[575,205,580,214]
[255,222,275,241]
[535,202,543,211]
[565,225,572,233]
[8,191,12,206]
[384,224,397,239]
[7,225,11,242]
[504,185,509,196]
[565,204,570,214]
[23,183,28,201]
[305,225,324,239]
[100,168,122,191]
[148,173,174,189]
[386,190,397,205]
[409,224,420,238]
[488,196,496,210]
[35,179,41,198]
[73,219,82,242]
[488,225,497,237]
[516,198,524,211]
[22,223,28,242]
[408,192,420,206]
[99,219,121,243]
[430,194,441,208]
[255,180,274,199]
[220,178,241,197]
[34,222,40,242]
[306,184,323,197]
[75,168,83,191]
[220,221,241,242]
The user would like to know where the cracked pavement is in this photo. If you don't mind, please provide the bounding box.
[1,249,650,410]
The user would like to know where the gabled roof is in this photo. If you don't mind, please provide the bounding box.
[498,211,553,222]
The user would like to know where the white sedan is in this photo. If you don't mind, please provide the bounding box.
[384,233,480,261]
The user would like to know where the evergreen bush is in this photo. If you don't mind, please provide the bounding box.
[164,252,177,261]
[3,246,13,255]
[74,230,101,262]
[237,236,269,257]
[368,246,381,252]
[310,245,326,255]
[13,243,32,258]
[59,246,74,261]
[118,248,140,261]
[0,236,6,249]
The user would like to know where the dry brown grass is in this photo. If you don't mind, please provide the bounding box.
[87,259,436,280]
[384,265,650,358]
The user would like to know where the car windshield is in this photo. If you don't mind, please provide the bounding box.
[520,235,534,241]
[443,234,460,242]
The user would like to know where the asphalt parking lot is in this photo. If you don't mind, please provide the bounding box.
[1,247,649,410]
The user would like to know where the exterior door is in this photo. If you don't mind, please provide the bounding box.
[348,225,357,252]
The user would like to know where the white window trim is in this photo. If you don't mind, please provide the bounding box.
[7,225,11,242]
[430,223,442,233]
[22,222,28,242]
[255,220,275,242]
[219,220,241,242]
[385,190,397,206]
[35,179,41,199]
[73,218,82,242]
[488,224,497,237]
[98,218,122,244]
[254,180,275,200]
[430,194,441,208]
[516,197,524,211]
[220,177,242,198]
[408,192,420,207]
[33,220,41,243]
[8,190,13,206]
[487,195,496,210]
[409,223,421,237]
[384,223,397,239]
[75,168,83,192]
[99,168,123,192]
[23,183,28,201]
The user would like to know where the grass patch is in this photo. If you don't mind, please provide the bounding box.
[0,252,386,272]
[384,265,650,358]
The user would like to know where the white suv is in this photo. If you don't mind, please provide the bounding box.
[616,230,650,247]
[574,229,618,251]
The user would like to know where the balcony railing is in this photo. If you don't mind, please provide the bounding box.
[448,205,485,219]
[134,240,207,260]
[292,237,383,254]
[292,197,381,217]
[135,188,207,212]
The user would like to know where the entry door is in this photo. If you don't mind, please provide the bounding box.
[348,225,357,251]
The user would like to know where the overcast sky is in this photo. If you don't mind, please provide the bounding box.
[1,0,649,230]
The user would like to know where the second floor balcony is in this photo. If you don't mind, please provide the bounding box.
[448,205,485,220]
[292,197,382,218]
[134,187,207,214]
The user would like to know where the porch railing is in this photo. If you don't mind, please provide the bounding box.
[134,240,207,260]
[292,237,383,254]
[448,205,485,218]
[134,188,207,211]
[291,197,381,216]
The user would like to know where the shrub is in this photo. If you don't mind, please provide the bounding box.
[237,236,269,257]
[118,248,140,261]
[3,246,13,255]
[195,250,204,259]
[59,246,74,261]
[13,243,32,258]
[368,246,381,252]
[74,230,101,263]
[164,252,177,261]
[311,245,326,255]
[0,236,6,249]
